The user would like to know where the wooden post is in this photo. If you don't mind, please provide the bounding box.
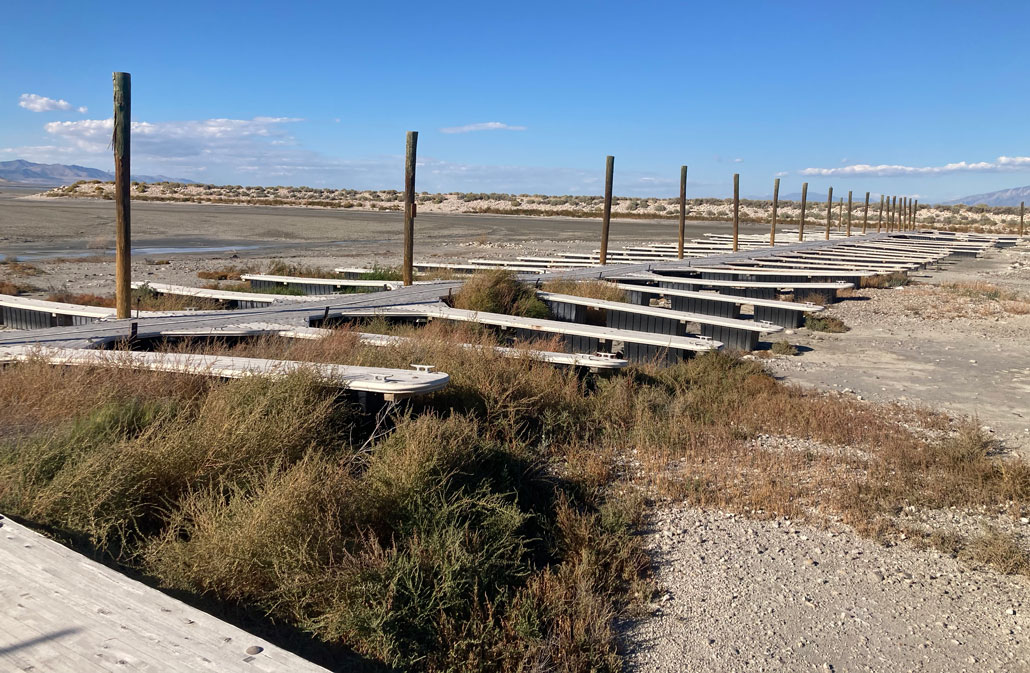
[846,190,853,236]
[678,165,687,259]
[1021,201,1025,237]
[599,155,614,264]
[837,197,843,232]
[877,194,884,232]
[770,177,779,246]
[824,186,833,240]
[912,199,918,230]
[862,191,870,234]
[900,196,906,230]
[798,182,808,241]
[732,173,740,251]
[402,131,418,286]
[113,72,131,319]
[890,196,897,232]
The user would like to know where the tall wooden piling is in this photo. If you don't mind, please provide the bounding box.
[402,131,418,286]
[862,191,870,234]
[877,194,884,232]
[770,177,780,246]
[890,196,897,232]
[846,190,853,236]
[732,173,740,251]
[912,199,918,230]
[798,182,808,241]
[824,187,833,240]
[599,155,614,264]
[678,165,687,258]
[1021,201,1025,236]
[113,72,131,319]
[837,197,843,232]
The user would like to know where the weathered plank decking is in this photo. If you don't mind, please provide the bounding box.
[0,346,450,399]
[0,515,332,673]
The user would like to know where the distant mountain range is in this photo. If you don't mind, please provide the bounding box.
[0,159,193,186]
[941,185,1030,207]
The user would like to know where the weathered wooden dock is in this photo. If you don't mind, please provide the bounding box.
[0,515,331,673]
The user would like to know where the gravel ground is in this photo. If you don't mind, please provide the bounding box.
[764,244,1030,455]
[623,507,1030,673]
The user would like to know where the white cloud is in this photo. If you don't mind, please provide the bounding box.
[439,121,527,134]
[800,156,1030,177]
[19,93,87,113]
[5,113,681,194]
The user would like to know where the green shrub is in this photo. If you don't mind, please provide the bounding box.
[804,314,849,333]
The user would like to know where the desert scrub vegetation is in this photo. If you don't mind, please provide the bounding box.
[539,279,628,303]
[770,340,798,356]
[804,313,850,332]
[0,337,649,671]
[451,270,550,319]
[861,271,910,289]
[1,329,1029,669]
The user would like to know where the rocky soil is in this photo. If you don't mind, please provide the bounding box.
[623,507,1029,673]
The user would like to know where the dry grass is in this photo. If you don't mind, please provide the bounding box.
[861,272,910,289]
[2,309,1028,668]
[452,270,550,319]
[0,280,38,295]
[804,314,849,332]
[540,279,628,303]
[1,259,45,276]
[770,340,798,356]
[196,264,253,281]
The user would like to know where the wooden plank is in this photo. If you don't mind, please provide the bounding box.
[535,291,782,333]
[0,516,331,673]
[0,346,450,398]
[609,283,824,313]
[329,305,725,352]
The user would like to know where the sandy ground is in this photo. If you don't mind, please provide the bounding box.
[0,186,766,285]
[765,245,1030,455]
[623,507,1029,673]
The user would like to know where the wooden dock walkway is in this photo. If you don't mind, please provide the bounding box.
[0,515,332,673]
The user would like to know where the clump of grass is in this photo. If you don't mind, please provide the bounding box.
[861,272,910,289]
[771,340,798,356]
[213,282,306,296]
[960,528,1030,575]
[360,263,404,281]
[46,291,115,307]
[266,259,338,278]
[0,280,38,295]
[0,258,45,276]
[452,270,550,319]
[196,264,252,281]
[540,279,628,303]
[805,314,849,332]
[940,281,1024,302]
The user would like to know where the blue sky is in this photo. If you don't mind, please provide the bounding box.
[2,0,1028,201]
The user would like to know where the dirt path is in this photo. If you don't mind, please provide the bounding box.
[623,507,1029,673]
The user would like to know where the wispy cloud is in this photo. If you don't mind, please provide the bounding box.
[19,93,87,114]
[3,113,683,194]
[800,155,1030,177]
[439,121,526,134]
